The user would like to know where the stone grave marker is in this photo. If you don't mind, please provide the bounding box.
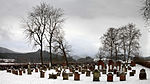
[107,73,113,82]
[139,69,147,80]
[74,71,80,81]
[93,66,100,81]
[120,72,126,81]
[40,70,45,78]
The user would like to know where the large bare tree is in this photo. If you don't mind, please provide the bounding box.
[24,3,51,65]
[44,6,64,66]
[125,24,141,63]
[118,26,128,61]
[101,28,118,60]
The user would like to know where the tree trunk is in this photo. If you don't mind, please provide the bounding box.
[62,44,69,67]
[123,37,126,62]
[49,36,53,66]
[127,44,131,65]
[40,42,43,65]
[115,45,118,61]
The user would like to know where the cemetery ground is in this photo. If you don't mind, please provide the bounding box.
[0,63,150,84]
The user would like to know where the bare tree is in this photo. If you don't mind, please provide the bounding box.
[142,0,150,21]
[53,30,71,67]
[101,28,118,60]
[118,26,128,61]
[125,24,141,63]
[24,3,50,65]
[44,7,64,66]
[96,47,106,60]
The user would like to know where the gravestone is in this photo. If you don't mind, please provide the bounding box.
[107,73,113,82]
[62,70,69,80]
[97,60,104,71]
[128,66,132,70]
[130,72,134,76]
[93,68,100,81]
[116,61,121,71]
[35,68,38,72]
[139,69,147,80]
[40,70,45,78]
[108,60,114,72]
[27,64,31,75]
[86,70,91,76]
[130,61,136,67]
[116,71,120,77]
[120,72,126,81]
[19,69,22,75]
[74,72,80,81]
[49,74,57,79]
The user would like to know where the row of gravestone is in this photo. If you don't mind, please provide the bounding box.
[6,63,147,81]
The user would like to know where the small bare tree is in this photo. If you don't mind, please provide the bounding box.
[24,3,50,65]
[53,30,71,67]
[96,47,106,60]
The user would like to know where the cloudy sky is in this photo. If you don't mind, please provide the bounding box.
[0,0,150,57]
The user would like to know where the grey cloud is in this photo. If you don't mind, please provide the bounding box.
[0,27,11,40]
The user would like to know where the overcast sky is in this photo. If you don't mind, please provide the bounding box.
[0,0,150,57]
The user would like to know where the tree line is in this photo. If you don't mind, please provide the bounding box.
[97,23,141,63]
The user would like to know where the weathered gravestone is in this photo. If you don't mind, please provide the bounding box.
[40,70,45,78]
[120,72,126,81]
[122,64,127,72]
[128,66,132,70]
[35,67,38,72]
[108,60,114,72]
[107,73,113,82]
[27,64,31,75]
[19,69,22,75]
[86,69,91,76]
[62,70,69,80]
[116,61,121,71]
[139,69,147,80]
[97,60,105,72]
[130,61,136,67]
[49,69,57,79]
[49,74,57,79]
[116,71,120,77]
[132,70,136,74]
[113,67,117,74]
[130,71,134,76]
[93,67,100,81]
[74,71,80,81]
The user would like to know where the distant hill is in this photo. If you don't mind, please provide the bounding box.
[0,47,16,53]
[72,55,81,60]
[0,47,76,63]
